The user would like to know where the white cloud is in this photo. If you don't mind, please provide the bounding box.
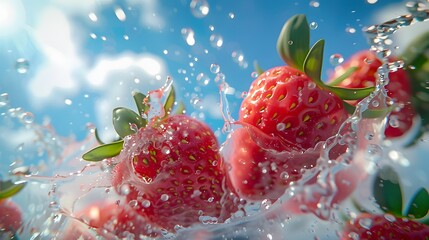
[86,53,168,141]
[372,2,429,54]
[52,0,113,14]
[27,7,84,108]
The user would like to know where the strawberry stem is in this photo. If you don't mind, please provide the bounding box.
[277,14,310,70]
[253,60,264,75]
[326,66,358,86]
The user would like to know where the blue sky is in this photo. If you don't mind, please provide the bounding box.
[1,0,427,167]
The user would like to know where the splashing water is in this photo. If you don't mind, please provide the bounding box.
[2,1,429,240]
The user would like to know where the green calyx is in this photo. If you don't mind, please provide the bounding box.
[0,179,26,200]
[82,85,184,162]
[373,166,429,222]
[277,14,376,114]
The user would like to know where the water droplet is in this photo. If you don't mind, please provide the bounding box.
[114,7,126,21]
[120,184,131,195]
[160,194,169,201]
[371,100,380,107]
[309,1,320,7]
[212,160,218,166]
[214,73,225,83]
[20,112,34,124]
[162,146,170,154]
[89,33,97,39]
[346,27,356,33]
[365,132,374,140]
[389,116,400,128]
[181,28,196,46]
[0,93,9,107]
[366,144,383,161]
[347,231,360,240]
[129,199,138,208]
[196,73,210,86]
[88,12,98,22]
[330,54,344,66]
[241,91,248,98]
[251,72,259,78]
[280,172,290,180]
[190,0,209,18]
[142,199,151,208]
[384,213,396,222]
[309,21,318,30]
[366,0,378,4]
[276,123,286,131]
[210,64,220,74]
[49,201,60,211]
[288,40,294,45]
[358,218,373,230]
[105,188,111,193]
[209,34,223,48]
[16,58,29,74]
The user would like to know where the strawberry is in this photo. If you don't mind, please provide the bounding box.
[329,50,416,138]
[0,179,26,238]
[341,213,429,240]
[342,166,429,240]
[229,66,348,200]
[227,15,375,201]
[111,114,236,232]
[83,85,237,235]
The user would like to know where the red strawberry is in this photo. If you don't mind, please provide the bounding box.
[329,50,416,138]
[341,213,429,240]
[228,66,348,201]
[110,114,236,232]
[0,199,23,236]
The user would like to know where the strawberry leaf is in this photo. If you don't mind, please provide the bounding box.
[164,85,176,115]
[373,166,403,216]
[132,91,150,119]
[277,14,310,70]
[327,85,375,101]
[112,107,145,138]
[303,39,324,84]
[82,140,124,162]
[0,180,26,200]
[405,188,429,219]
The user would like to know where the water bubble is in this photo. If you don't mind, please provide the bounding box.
[214,73,225,83]
[365,132,374,141]
[228,12,235,19]
[160,194,169,201]
[232,51,244,62]
[347,232,360,240]
[358,218,373,230]
[90,33,97,39]
[384,213,396,222]
[64,99,73,105]
[208,25,214,31]
[199,215,218,224]
[346,27,356,33]
[142,199,151,208]
[388,116,400,128]
[190,0,209,18]
[196,73,210,86]
[209,34,223,48]
[129,200,138,208]
[329,54,344,66]
[49,201,60,211]
[309,22,318,30]
[88,12,98,22]
[181,28,196,46]
[120,184,131,195]
[276,123,286,131]
[190,97,203,109]
[366,144,383,161]
[0,93,9,107]
[210,64,220,74]
[241,91,248,98]
[288,40,293,45]
[280,172,290,180]
[16,58,29,74]
[20,112,34,124]
[309,1,320,7]
[114,7,126,21]
[162,146,171,154]
[366,0,378,4]
[251,72,259,78]
[371,100,380,107]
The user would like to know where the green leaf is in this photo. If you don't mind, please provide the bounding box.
[112,107,145,138]
[303,39,324,84]
[163,85,176,115]
[327,66,358,86]
[253,60,264,75]
[82,140,124,162]
[405,188,429,219]
[327,85,375,101]
[373,166,403,216]
[277,14,310,70]
[0,180,26,200]
[132,91,150,118]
